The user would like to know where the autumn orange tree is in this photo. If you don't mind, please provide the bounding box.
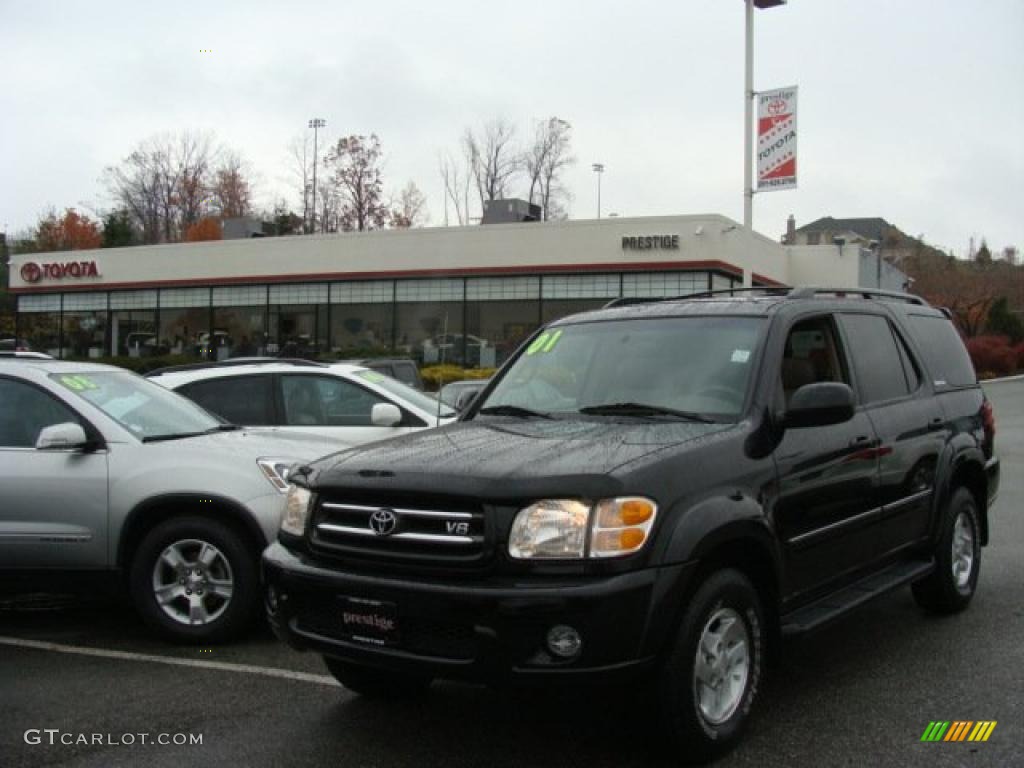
[185,217,222,242]
[34,208,103,251]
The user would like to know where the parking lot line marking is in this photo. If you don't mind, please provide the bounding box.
[0,635,340,687]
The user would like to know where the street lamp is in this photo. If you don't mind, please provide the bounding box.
[308,118,326,233]
[742,0,786,286]
[592,163,605,219]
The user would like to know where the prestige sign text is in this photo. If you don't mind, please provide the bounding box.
[622,235,680,251]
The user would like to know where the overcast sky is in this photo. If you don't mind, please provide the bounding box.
[1,0,1021,255]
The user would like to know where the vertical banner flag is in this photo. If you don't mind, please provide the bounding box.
[757,86,798,191]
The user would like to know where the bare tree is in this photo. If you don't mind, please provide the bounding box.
[104,131,218,244]
[212,151,254,219]
[439,150,472,226]
[525,117,575,221]
[391,181,428,228]
[323,134,390,232]
[462,119,521,214]
[286,134,314,232]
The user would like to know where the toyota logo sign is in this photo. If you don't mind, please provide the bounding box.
[369,508,398,536]
[20,262,42,283]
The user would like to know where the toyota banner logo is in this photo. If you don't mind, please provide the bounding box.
[20,262,42,283]
[369,509,398,536]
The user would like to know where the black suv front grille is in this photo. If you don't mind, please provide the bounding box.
[309,494,489,565]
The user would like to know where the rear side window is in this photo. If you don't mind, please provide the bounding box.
[839,314,911,404]
[178,375,275,425]
[904,314,977,388]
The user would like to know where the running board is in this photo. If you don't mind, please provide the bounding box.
[781,559,934,636]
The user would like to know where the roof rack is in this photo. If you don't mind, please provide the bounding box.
[144,357,327,377]
[602,285,928,309]
[787,286,928,305]
[603,286,793,309]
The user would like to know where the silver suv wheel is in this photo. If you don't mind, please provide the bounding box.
[152,538,234,626]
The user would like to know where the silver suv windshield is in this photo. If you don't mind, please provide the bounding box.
[479,316,765,422]
[51,371,226,441]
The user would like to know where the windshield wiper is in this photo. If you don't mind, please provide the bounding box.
[578,402,716,423]
[478,404,553,420]
[142,424,241,443]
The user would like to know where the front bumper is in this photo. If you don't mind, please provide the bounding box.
[262,542,695,685]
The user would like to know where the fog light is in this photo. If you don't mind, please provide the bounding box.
[266,586,279,612]
[546,625,582,659]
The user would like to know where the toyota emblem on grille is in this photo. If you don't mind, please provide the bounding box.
[369,508,398,536]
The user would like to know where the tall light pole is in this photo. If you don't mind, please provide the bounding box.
[742,0,786,286]
[308,118,326,233]
[592,163,605,219]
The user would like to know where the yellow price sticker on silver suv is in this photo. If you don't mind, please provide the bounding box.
[59,375,98,391]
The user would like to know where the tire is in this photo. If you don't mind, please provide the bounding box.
[657,569,765,765]
[912,487,982,614]
[323,656,432,698]
[129,516,259,643]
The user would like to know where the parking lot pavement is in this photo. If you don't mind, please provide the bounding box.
[2,379,1022,768]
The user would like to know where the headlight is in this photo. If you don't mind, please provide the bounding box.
[258,458,295,493]
[509,499,590,559]
[281,485,313,536]
[508,497,657,560]
[589,497,657,558]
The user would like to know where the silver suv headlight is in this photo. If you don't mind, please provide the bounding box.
[257,458,295,493]
[281,485,313,536]
[508,497,657,560]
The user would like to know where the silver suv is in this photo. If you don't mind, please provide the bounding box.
[0,359,340,642]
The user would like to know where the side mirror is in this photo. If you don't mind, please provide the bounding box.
[370,402,403,427]
[36,422,89,450]
[455,390,480,412]
[783,382,855,429]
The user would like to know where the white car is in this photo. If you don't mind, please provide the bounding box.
[147,359,456,445]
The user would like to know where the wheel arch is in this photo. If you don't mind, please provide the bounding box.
[117,494,268,572]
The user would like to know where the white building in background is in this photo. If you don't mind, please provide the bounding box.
[8,213,895,366]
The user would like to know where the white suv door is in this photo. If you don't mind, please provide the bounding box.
[279,373,418,444]
[0,376,109,568]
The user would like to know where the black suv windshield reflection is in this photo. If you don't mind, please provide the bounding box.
[480,316,765,421]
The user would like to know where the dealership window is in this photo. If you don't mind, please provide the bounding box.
[269,283,328,358]
[465,277,539,367]
[541,273,619,324]
[17,295,61,356]
[212,286,269,358]
[711,273,736,292]
[61,293,108,359]
[159,288,211,359]
[330,281,394,357]
[110,290,158,357]
[395,279,465,365]
[622,272,707,298]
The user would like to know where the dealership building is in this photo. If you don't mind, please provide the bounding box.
[7,213,894,367]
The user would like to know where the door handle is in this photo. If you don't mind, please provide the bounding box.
[849,435,871,447]
[927,417,945,431]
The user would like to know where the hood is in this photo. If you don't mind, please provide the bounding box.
[148,428,343,464]
[309,417,727,501]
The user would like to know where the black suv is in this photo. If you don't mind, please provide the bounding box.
[264,287,1000,763]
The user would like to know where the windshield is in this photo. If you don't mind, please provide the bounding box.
[352,368,455,418]
[480,316,765,421]
[51,371,223,440]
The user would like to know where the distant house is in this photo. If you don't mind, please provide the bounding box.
[783,216,901,247]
